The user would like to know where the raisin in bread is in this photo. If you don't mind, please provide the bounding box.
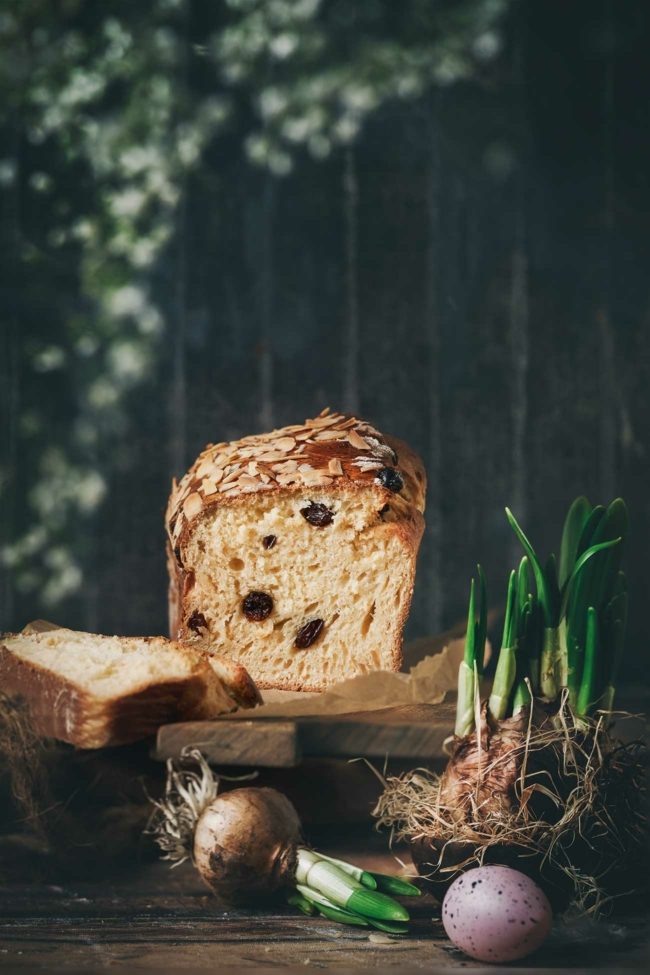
[166,409,426,692]
[0,627,261,748]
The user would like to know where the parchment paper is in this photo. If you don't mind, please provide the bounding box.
[230,637,466,718]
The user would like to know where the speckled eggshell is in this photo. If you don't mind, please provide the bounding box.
[442,865,552,963]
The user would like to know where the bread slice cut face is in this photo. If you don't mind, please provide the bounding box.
[0,627,258,748]
[166,410,426,692]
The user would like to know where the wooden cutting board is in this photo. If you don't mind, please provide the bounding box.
[155,702,455,768]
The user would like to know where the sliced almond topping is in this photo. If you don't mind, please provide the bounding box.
[301,471,333,487]
[256,451,287,462]
[259,472,271,484]
[247,461,259,476]
[274,436,296,452]
[221,468,241,486]
[298,463,314,473]
[273,459,299,474]
[348,429,370,451]
[183,492,203,520]
[318,406,331,417]
[314,429,345,442]
[328,458,344,476]
[275,472,297,486]
[295,429,314,441]
[238,474,260,488]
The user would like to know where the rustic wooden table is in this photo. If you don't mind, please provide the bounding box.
[1,849,648,973]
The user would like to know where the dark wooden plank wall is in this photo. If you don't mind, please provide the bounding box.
[1,0,649,682]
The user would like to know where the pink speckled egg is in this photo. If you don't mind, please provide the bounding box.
[442,865,552,963]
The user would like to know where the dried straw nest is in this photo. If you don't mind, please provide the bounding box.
[374,694,647,914]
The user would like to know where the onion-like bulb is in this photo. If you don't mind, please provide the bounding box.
[193,786,302,904]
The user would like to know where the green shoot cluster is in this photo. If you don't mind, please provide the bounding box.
[454,497,627,736]
[289,849,420,933]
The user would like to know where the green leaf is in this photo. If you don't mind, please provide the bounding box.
[347,888,410,922]
[314,852,377,889]
[475,563,487,677]
[577,607,598,717]
[559,496,592,587]
[489,570,517,718]
[455,660,476,738]
[560,536,622,619]
[368,918,409,935]
[288,891,316,916]
[371,874,421,897]
[512,677,532,714]
[516,556,531,623]
[317,904,369,927]
[505,507,553,626]
[575,505,606,557]
[463,577,476,668]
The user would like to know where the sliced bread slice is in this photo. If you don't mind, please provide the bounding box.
[0,627,261,748]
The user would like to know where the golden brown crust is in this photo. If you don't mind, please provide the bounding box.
[165,409,425,567]
[0,631,260,748]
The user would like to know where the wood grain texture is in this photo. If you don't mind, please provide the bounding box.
[155,703,456,767]
[0,859,648,971]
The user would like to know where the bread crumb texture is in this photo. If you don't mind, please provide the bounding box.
[166,410,426,691]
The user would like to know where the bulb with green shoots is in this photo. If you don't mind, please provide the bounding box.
[376,496,646,914]
[149,748,419,931]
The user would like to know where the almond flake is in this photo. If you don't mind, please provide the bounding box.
[276,458,299,471]
[237,474,260,487]
[247,461,259,476]
[318,406,331,417]
[314,429,345,442]
[295,429,314,441]
[348,429,370,451]
[183,493,203,520]
[274,436,296,452]
[301,471,333,487]
[221,468,241,486]
[328,458,344,476]
[298,463,314,473]
[275,472,297,486]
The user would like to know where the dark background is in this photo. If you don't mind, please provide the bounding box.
[1,0,649,682]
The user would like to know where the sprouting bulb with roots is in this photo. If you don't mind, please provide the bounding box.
[148,748,420,927]
[148,749,301,904]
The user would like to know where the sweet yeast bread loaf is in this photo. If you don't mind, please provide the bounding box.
[0,627,260,748]
[166,409,426,691]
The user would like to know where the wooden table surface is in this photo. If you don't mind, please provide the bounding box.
[1,849,648,973]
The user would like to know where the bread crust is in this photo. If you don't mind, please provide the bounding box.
[0,632,260,748]
[166,410,427,692]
